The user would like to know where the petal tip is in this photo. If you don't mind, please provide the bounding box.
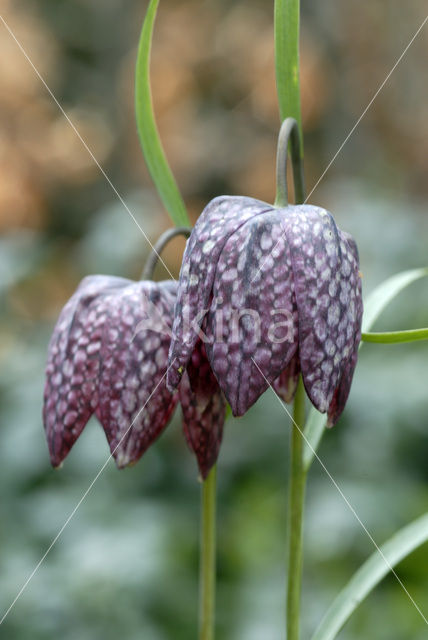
[114,450,133,469]
[167,366,184,391]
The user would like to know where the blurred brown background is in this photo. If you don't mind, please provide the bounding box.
[0,1,427,639]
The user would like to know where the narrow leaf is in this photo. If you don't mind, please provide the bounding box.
[303,267,428,471]
[274,0,303,150]
[302,406,325,468]
[362,328,428,344]
[310,513,428,640]
[135,0,191,227]
[362,268,428,333]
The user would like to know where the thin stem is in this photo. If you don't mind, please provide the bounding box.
[361,328,428,344]
[286,377,307,640]
[275,5,307,634]
[275,117,305,207]
[199,465,217,640]
[274,0,303,150]
[141,226,191,280]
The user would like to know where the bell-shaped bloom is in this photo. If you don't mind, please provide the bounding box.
[167,196,363,426]
[43,275,224,478]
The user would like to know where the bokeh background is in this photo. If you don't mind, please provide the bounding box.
[0,0,427,638]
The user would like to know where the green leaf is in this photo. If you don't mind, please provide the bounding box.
[135,0,191,227]
[303,267,428,471]
[310,512,428,640]
[302,406,326,470]
[362,268,428,333]
[362,328,428,344]
[224,402,233,421]
[274,0,303,150]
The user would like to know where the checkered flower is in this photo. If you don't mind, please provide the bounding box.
[43,275,224,478]
[167,196,363,426]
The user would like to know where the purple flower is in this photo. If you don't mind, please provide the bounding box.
[167,196,363,426]
[43,275,224,478]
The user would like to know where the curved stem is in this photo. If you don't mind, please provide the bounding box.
[141,226,191,280]
[286,377,307,640]
[310,512,428,640]
[199,465,217,640]
[275,117,305,207]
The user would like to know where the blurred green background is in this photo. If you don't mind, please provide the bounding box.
[0,1,427,638]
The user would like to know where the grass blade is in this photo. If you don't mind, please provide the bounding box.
[362,267,428,333]
[135,0,190,227]
[311,513,428,640]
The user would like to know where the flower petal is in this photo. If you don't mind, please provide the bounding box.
[285,205,362,413]
[204,211,298,415]
[327,347,357,427]
[179,370,225,480]
[97,281,179,468]
[273,351,300,404]
[167,196,271,389]
[327,233,363,425]
[186,339,219,413]
[43,275,129,466]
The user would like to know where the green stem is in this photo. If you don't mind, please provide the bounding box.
[199,465,217,640]
[286,377,307,640]
[275,3,307,636]
[274,0,303,152]
[361,328,428,344]
[275,118,305,207]
[141,226,191,280]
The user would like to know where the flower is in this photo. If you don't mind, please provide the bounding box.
[167,196,363,426]
[43,274,224,478]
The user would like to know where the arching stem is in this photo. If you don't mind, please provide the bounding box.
[275,117,305,207]
[141,226,191,280]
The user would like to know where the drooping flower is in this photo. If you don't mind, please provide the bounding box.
[43,274,224,478]
[167,197,363,426]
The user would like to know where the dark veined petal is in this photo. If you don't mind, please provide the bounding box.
[97,280,179,468]
[327,232,363,425]
[285,205,362,413]
[327,346,358,427]
[186,339,220,413]
[273,351,301,404]
[167,196,271,390]
[43,275,130,466]
[179,341,225,479]
[204,210,298,415]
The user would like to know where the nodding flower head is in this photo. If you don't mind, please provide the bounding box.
[43,230,225,479]
[167,120,363,426]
